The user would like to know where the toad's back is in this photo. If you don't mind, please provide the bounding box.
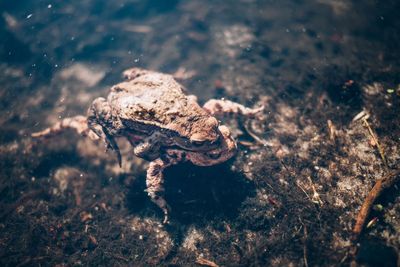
[107,71,212,138]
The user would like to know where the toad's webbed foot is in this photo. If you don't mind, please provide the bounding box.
[123,67,156,80]
[123,67,196,82]
[203,99,264,118]
[172,67,196,80]
[32,115,98,140]
[87,97,122,166]
[146,153,183,224]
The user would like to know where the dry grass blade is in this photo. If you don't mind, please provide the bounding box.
[362,117,389,170]
[327,119,337,141]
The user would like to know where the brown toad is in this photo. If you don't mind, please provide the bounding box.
[32,68,262,223]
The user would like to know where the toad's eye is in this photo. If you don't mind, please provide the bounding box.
[207,151,221,159]
[191,140,205,147]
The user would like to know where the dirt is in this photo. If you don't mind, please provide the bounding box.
[1,0,400,266]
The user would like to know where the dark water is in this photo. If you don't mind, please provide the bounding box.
[1,1,399,266]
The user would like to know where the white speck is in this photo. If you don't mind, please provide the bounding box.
[94,206,99,211]
[80,173,83,177]
[302,27,307,32]
[71,36,75,41]
[54,64,58,68]
[134,58,140,63]
[248,162,253,166]
[48,4,52,9]
[31,177,36,182]
[285,28,290,33]
[92,194,96,198]
[58,115,62,119]
[314,166,320,170]
[139,235,143,240]
[26,14,33,19]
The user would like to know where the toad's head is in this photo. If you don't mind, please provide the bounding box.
[185,125,237,166]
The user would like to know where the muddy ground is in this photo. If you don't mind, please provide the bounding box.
[1,0,399,266]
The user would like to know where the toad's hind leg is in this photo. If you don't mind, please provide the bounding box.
[203,99,264,118]
[122,68,157,80]
[31,115,98,140]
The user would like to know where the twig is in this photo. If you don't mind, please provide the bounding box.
[296,182,312,201]
[306,176,323,206]
[362,118,389,170]
[295,177,323,207]
[352,169,400,238]
[196,257,219,267]
[303,223,309,267]
[350,169,400,264]
[112,254,129,262]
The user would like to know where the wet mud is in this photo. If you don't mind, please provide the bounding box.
[1,0,400,266]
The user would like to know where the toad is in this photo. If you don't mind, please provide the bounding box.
[32,68,262,223]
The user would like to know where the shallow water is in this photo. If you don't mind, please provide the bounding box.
[1,1,399,266]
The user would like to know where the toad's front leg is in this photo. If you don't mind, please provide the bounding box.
[203,99,263,118]
[129,132,170,161]
[145,152,185,224]
[203,99,266,145]
[87,97,122,166]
